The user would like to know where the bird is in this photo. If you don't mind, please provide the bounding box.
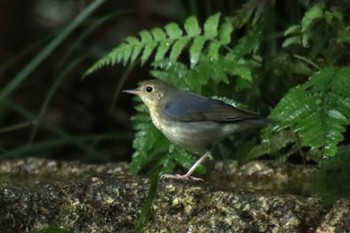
[123,79,267,180]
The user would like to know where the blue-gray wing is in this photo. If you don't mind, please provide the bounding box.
[164,92,262,122]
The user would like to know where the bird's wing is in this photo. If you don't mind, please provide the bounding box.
[164,92,261,122]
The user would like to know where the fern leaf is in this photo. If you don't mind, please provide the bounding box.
[207,41,221,60]
[337,31,350,43]
[270,87,312,124]
[86,13,235,75]
[164,22,183,39]
[151,54,254,93]
[189,37,206,67]
[282,36,301,48]
[301,4,324,33]
[298,101,348,157]
[233,28,261,57]
[137,30,157,64]
[301,4,325,47]
[232,64,252,83]
[155,41,171,62]
[184,16,201,36]
[248,130,297,160]
[139,30,152,43]
[282,25,302,48]
[128,38,143,64]
[140,41,157,65]
[329,69,350,98]
[204,13,220,37]
[169,38,189,61]
[218,21,234,45]
[153,28,169,61]
[284,25,301,36]
[266,67,350,158]
[151,27,167,40]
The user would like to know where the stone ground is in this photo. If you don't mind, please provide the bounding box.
[0,158,349,233]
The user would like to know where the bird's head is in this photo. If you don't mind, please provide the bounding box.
[123,80,175,109]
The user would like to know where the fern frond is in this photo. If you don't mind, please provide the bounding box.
[85,13,234,75]
[261,67,350,158]
[247,129,298,161]
[283,3,344,49]
[150,53,255,93]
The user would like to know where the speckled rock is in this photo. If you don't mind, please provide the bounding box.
[146,180,324,233]
[315,198,350,233]
[208,160,317,195]
[0,175,148,233]
[0,173,324,232]
[0,158,344,233]
[0,157,129,177]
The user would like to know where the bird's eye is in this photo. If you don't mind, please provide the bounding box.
[146,86,153,93]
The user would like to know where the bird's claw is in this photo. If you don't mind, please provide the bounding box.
[160,173,203,181]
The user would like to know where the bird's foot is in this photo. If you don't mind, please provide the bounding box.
[160,173,203,181]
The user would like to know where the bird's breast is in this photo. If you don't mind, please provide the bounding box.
[149,108,239,153]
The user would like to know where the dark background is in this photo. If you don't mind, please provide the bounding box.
[0,0,205,162]
[0,0,308,163]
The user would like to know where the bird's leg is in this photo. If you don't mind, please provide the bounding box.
[161,151,211,181]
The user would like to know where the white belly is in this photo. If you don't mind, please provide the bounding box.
[150,110,240,153]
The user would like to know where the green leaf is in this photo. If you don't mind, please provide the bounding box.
[330,68,350,98]
[189,37,206,66]
[337,31,350,43]
[207,41,221,60]
[324,9,342,24]
[233,28,261,57]
[305,67,350,98]
[265,67,350,158]
[151,27,166,40]
[270,87,313,124]
[129,44,143,64]
[184,16,201,36]
[248,130,297,160]
[301,4,324,32]
[282,36,301,48]
[164,22,183,39]
[218,21,234,44]
[204,13,221,38]
[284,25,301,36]
[154,41,171,62]
[86,13,235,73]
[150,60,188,84]
[232,65,253,83]
[121,43,133,65]
[125,36,139,44]
[140,41,157,65]
[151,28,169,62]
[169,38,190,61]
[139,30,153,43]
[297,105,346,157]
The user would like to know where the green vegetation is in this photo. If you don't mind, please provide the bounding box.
[1,1,350,177]
[87,1,350,175]
[315,145,350,203]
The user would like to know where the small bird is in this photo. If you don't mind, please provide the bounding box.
[123,79,267,180]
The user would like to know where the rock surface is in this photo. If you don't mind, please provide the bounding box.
[0,158,347,233]
[315,199,350,233]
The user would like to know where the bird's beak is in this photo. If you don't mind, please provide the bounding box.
[122,89,142,95]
